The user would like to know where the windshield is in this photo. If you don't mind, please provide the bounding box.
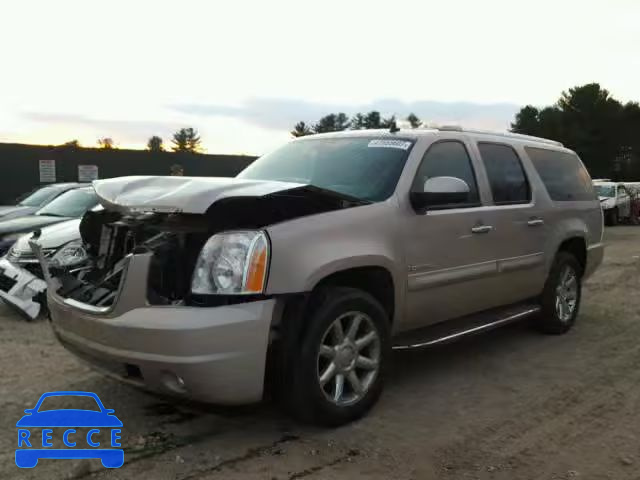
[594,184,615,197]
[237,137,414,202]
[36,189,98,217]
[18,186,61,207]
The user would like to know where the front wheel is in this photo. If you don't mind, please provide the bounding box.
[288,287,390,426]
[536,252,582,335]
[605,208,618,226]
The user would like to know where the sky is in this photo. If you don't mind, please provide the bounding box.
[1,0,639,155]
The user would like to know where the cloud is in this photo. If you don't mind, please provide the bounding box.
[21,112,181,145]
[170,98,521,132]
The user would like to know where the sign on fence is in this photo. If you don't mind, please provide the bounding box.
[78,165,99,182]
[38,160,56,183]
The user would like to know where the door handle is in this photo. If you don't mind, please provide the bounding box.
[527,218,544,227]
[471,225,493,234]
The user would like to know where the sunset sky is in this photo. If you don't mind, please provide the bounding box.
[1,0,639,155]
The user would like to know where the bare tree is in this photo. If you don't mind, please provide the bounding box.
[61,139,80,148]
[97,138,115,149]
[147,135,164,152]
[406,113,423,128]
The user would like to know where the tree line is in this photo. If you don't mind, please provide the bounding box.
[511,83,640,179]
[291,112,423,137]
[292,84,640,179]
[60,83,640,180]
[64,127,203,153]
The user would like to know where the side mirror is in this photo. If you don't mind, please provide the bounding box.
[24,409,34,414]
[410,176,470,212]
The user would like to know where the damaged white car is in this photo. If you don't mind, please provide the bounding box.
[0,219,85,319]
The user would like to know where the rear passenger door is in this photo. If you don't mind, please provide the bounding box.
[474,142,547,305]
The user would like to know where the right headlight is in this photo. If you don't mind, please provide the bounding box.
[191,231,269,295]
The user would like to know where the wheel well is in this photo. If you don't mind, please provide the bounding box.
[263,266,395,399]
[314,267,395,323]
[558,237,586,273]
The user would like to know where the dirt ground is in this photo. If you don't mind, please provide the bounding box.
[2,226,640,480]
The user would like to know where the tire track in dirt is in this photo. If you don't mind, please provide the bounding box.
[176,434,301,480]
[436,336,640,470]
[434,270,640,476]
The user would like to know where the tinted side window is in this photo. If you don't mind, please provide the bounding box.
[478,143,530,204]
[413,141,479,206]
[525,147,595,201]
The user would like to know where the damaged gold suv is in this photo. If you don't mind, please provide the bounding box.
[33,127,604,426]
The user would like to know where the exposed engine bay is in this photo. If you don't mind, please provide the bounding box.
[50,185,367,308]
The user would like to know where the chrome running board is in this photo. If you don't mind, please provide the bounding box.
[392,304,541,351]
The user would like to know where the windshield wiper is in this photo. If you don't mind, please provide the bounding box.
[37,212,67,217]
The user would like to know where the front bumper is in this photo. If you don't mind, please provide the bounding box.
[47,291,277,404]
[0,258,46,320]
[36,244,279,405]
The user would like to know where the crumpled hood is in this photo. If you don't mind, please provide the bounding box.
[92,176,305,214]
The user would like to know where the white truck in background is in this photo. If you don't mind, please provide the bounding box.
[593,181,632,226]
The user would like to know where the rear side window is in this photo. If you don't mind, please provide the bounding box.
[525,147,595,201]
[478,143,530,204]
[412,141,480,206]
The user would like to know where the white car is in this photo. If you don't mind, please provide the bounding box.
[0,219,84,319]
[593,181,632,226]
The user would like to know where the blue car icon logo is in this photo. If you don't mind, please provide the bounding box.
[16,391,123,468]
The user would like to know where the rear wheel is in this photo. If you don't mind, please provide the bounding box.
[287,287,390,426]
[536,252,582,335]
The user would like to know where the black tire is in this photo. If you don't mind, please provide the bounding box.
[536,252,583,335]
[287,287,391,426]
[606,208,618,226]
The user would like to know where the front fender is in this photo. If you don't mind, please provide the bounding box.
[302,254,398,292]
[264,201,405,323]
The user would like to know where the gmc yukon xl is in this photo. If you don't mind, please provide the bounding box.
[32,127,604,426]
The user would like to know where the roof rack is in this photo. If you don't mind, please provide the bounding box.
[434,125,564,147]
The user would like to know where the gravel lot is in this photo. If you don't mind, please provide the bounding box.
[2,226,639,480]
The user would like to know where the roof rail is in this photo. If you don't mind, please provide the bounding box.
[434,125,563,147]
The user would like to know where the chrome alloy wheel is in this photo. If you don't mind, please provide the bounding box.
[317,311,381,406]
[555,265,578,322]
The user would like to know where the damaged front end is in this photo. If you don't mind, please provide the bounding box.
[0,254,49,320]
[35,177,367,312]
[53,209,211,310]
[0,234,59,320]
[26,177,368,404]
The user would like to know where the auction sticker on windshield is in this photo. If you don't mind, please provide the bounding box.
[367,139,412,150]
[15,391,123,469]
